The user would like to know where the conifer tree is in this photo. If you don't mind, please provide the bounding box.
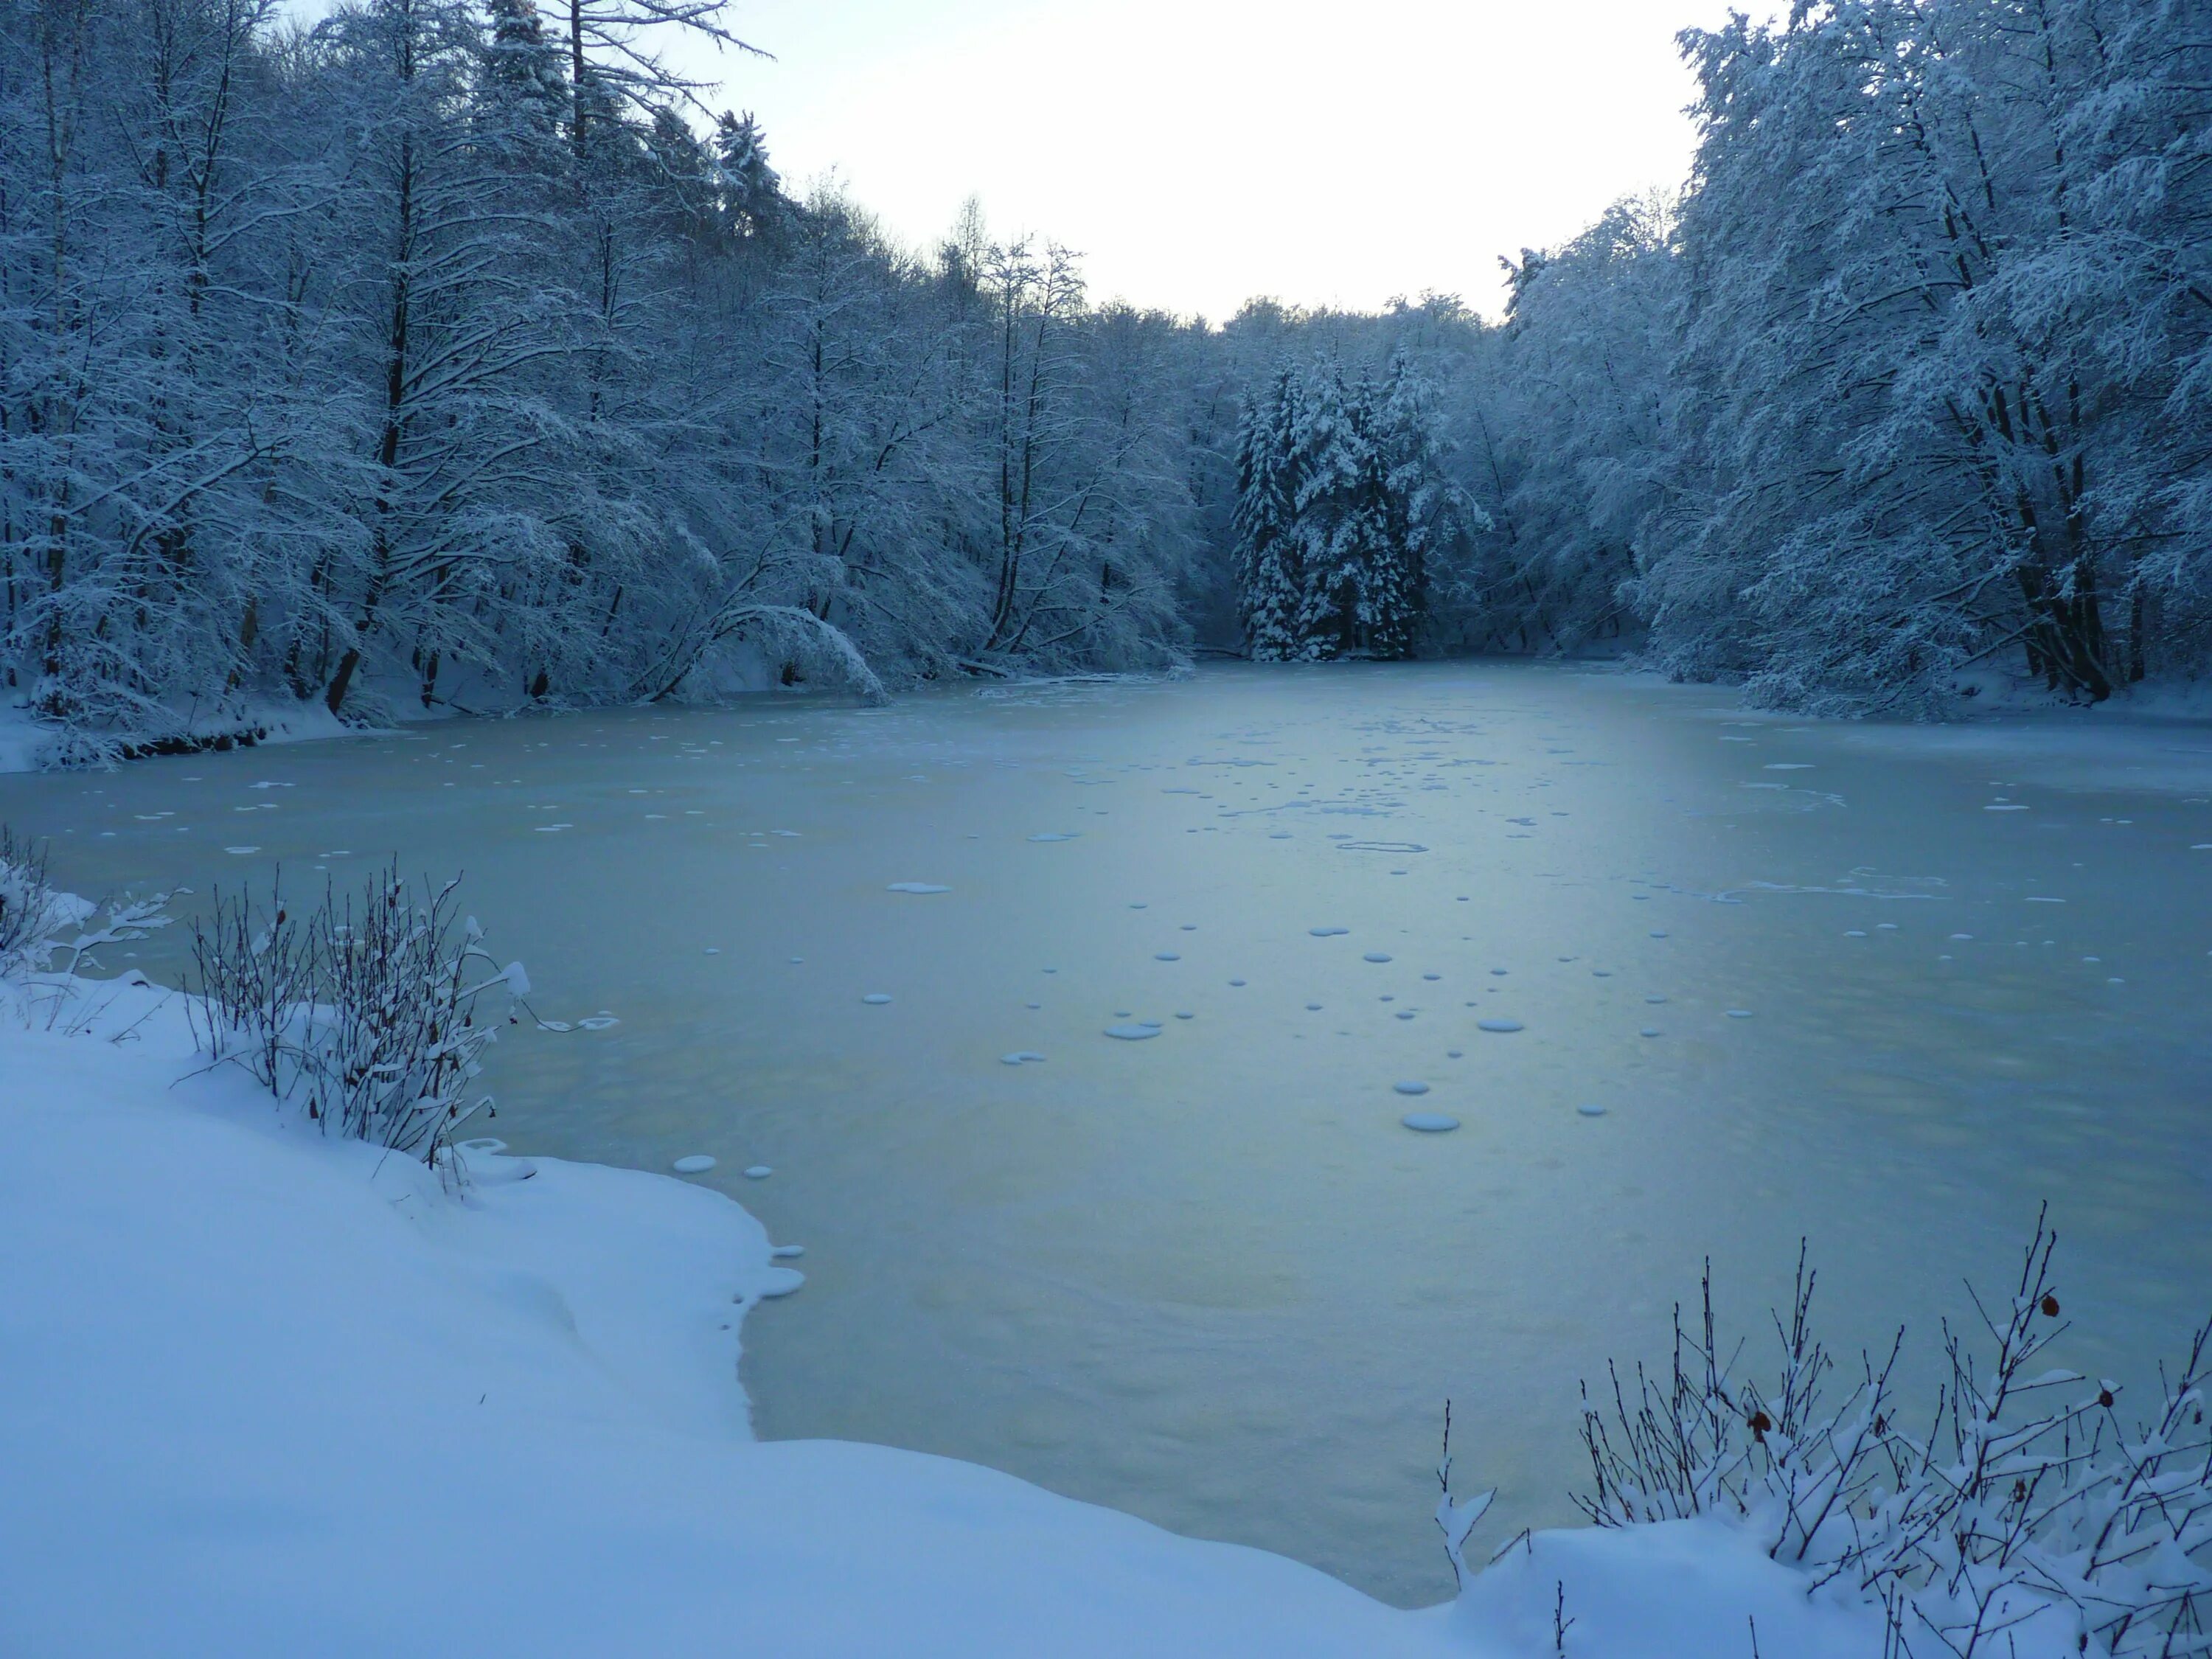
[1286,361,1367,658]
[712,111,785,240]
[482,0,567,145]
[1363,352,1481,658]
[1232,366,1306,659]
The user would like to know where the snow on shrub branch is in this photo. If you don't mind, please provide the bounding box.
[1,828,175,1029]
[189,866,529,1167]
[1569,1213,2211,1656]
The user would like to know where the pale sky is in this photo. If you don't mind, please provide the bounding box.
[663,0,1762,321]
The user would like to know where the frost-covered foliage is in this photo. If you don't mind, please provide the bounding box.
[0,826,173,1027]
[1642,0,2212,711]
[1575,1220,2212,1655]
[5,0,2208,730]
[189,868,524,1164]
[1442,198,1678,658]
[0,0,1203,755]
[0,830,84,981]
[1232,354,1482,660]
[1222,0,2212,705]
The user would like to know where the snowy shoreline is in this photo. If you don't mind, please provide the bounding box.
[7,663,2211,778]
[0,975,1893,1658]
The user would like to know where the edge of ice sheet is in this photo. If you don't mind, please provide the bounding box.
[0,978,1896,1659]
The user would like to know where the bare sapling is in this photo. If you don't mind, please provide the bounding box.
[1565,1211,2211,1656]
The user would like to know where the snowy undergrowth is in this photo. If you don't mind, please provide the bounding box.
[188,868,529,1167]
[1571,1242,2212,1657]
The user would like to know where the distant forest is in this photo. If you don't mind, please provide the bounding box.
[3,0,2207,757]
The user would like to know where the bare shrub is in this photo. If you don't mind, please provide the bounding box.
[189,865,525,1166]
[188,877,313,1092]
[0,828,85,980]
[304,866,514,1161]
[1574,1211,2212,1656]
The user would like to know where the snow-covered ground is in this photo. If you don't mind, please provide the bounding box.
[0,695,380,774]
[0,975,1887,1658]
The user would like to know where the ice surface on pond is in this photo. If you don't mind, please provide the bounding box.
[1361,952,1392,963]
[1399,1112,1459,1133]
[861,993,893,1005]
[1392,1080,1430,1096]
[745,1166,773,1179]
[1477,1018,1524,1033]
[12,662,2208,1615]
[1104,1023,1161,1040]
[672,1155,716,1174]
[1307,926,1349,936]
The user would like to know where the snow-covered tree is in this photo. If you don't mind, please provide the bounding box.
[1232,353,1476,660]
[712,111,783,240]
[1232,366,1307,660]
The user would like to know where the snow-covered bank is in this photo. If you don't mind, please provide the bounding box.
[0,695,382,774]
[0,984,1892,1657]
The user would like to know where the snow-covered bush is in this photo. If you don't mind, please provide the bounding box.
[189,868,526,1166]
[1573,1215,2211,1655]
[1,827,173,1028]
[0,830,85,982]
[189,879,317,1096]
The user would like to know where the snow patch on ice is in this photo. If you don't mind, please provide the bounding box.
[1400,1112,1459,1133]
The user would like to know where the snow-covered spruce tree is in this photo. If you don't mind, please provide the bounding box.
[1281,361,1365,658]
[481,0,566,147]
[1363,350,1484,659]
[1242,353,1474,661]
[1232,365,1308,660]
[712,111,784,242]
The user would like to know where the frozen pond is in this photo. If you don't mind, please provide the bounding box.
[7,662,2211,1607]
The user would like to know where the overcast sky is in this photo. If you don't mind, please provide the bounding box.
[653,0,1764,321]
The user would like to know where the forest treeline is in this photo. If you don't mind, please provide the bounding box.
[3,0,2207,756]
